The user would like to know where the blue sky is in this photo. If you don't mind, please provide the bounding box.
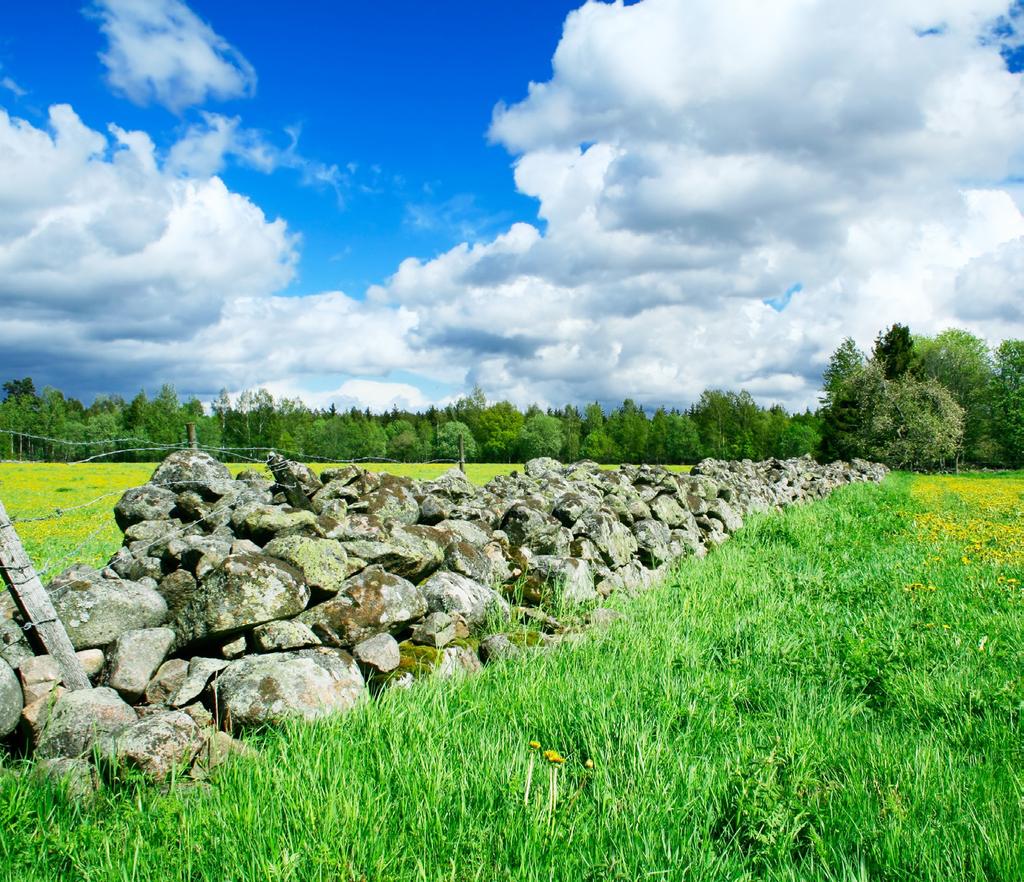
[2,1,1024,413]
[2,1,584,296]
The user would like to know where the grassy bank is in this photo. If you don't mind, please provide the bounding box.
[1,473,1021,880]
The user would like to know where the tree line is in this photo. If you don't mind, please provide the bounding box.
[0,381,822,466]
[2,324,1020,469]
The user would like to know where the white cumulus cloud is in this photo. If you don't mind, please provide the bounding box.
[88,0,257,112]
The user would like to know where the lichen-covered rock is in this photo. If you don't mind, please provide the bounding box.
[342,524,446,583]
[150,450,235,499]
[114,485,178,531]
[235,505,320,544]
[214,648,365,726]
[632,519,673,568]
[501,504,570,555]
[99,710,204,779]
[35,687,137,760]
[252,620,321,652]
[525,556,597,606]
[261,536,350,596]
[48,571,168,650]
[706,498,743,533]
[354,477,419,525]
[298,565,427,647]
[420,571,510,631]
[106,627,176,703]
[174,554,310,646]
[574,510,639,568]
[648,494,690,528]
[0,658,23,738]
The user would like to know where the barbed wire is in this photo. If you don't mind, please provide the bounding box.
[1,429,466,469]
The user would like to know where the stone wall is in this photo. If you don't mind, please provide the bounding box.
[0,451,886,784]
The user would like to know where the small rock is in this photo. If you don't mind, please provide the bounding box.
[107,627,176,703]
[191,730,255,777]
[169,657,229,707]
[478,634,522,664]
[20,688,64,746]
[587,607,625,628]
[252,620,321,652]
[144,658,189,705]
[221,635,247,659]
[410,612,455,648]
[352,633,401,674]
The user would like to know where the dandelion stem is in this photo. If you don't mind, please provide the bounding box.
[524,754,535,806]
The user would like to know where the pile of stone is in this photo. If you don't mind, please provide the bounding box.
[0,451,886,783]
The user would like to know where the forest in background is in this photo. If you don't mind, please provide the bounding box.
[2,326,1021,468]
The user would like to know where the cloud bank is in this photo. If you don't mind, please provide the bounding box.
[5,0,1024,412]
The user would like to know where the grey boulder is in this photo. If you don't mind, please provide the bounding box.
[214,648,365,727]
[149,450,235,499]
[106,627,176,703]
[100,710,204,779]
[420,571,510,631]
[35,687,137,760]
[49,571,168,650]
[174,554,310,645]
[298,565,427,647]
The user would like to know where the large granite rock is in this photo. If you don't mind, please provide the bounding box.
[420,571,510,631]
[35,687,137,759]
[261,536,350,596]
[214,649,365,727]
[48,570,168,650]
[99,711,205,779]
[174,554,310,645]
[150,450,235,499]
[298,566,427,647]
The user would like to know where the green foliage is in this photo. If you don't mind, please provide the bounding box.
[476,402,525,462]
[434,420,478,461]
[872,323,915,380]
[993,339,1024,467]
[517,413,564,460]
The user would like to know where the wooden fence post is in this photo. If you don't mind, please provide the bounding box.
[458,434,466,474]
[186,423,198,450]
[0,498,91,690]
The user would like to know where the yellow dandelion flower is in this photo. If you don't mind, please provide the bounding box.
[529,740,541,750]
[543,749,565,764]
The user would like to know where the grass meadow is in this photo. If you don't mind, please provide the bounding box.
[0,469,1022,880]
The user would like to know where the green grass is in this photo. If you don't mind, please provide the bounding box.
[1,473,1022,880]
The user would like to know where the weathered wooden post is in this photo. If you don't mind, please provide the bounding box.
[458,433,466,474]
[0,499,90,690]
[186,422,198,450]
